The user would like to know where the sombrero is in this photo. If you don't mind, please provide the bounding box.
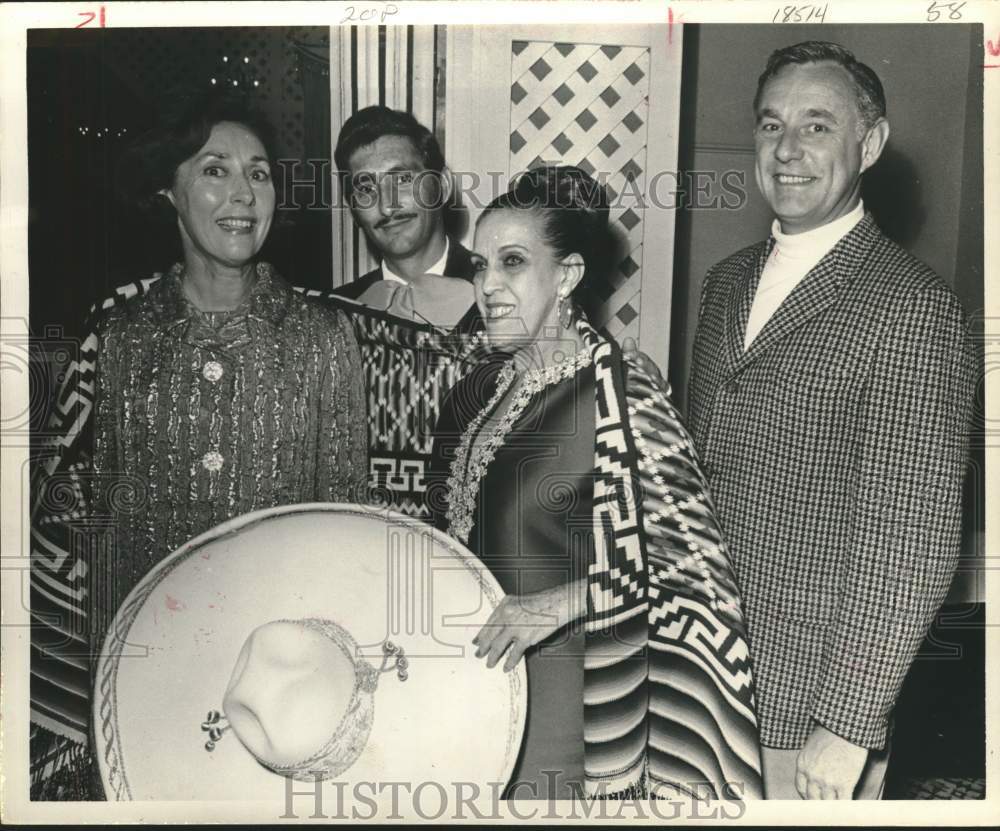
[94,503,526,801]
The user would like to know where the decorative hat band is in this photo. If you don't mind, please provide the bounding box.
[201,618,408,781]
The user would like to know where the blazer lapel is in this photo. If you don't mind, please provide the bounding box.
[729,213,880,376]
[723,240,772,374]
[735,255,842,371]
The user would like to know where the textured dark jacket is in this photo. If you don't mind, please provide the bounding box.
[687,213,975,750]
[91,264,368,637]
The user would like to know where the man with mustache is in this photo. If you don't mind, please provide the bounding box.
[331,106,477,304]
[687,41,975,799]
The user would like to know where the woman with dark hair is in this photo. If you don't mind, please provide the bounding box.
[91,92,368,648]
[430,166,763,800]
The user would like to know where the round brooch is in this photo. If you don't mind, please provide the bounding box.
[202,361,224,383]
[201,451,224,472]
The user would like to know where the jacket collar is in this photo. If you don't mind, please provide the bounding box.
[723,211,882,376]
[146,261,292,350]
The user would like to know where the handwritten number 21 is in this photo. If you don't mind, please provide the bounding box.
[76,6,106,28]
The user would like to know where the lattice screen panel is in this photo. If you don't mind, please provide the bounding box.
[509,41,650,342]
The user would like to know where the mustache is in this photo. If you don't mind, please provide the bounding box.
[375,212,417,230]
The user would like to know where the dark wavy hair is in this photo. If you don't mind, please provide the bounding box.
[754,40,886,131]
[115,90,278,226]
[478,165,612,303]
[334,106,445,187]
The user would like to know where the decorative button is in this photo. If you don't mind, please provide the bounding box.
[201,451,224,472]
[202,361,224,383]
[726,381,741,395]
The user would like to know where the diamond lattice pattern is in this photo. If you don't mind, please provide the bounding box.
[509,41,650,341]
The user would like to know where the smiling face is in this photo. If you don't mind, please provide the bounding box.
[472,209,581,353]
[165,121,275,272]
[346,134,448,264]
[754,61,886,234]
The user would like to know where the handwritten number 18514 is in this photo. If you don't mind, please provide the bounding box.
[772,4,829,23]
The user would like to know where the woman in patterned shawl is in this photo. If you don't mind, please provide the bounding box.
[90,93,368,694]
[431,166,763,801]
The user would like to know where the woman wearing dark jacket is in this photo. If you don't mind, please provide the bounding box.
[431,166,763,801]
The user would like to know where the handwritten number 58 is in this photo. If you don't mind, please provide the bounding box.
[927,1,965,21]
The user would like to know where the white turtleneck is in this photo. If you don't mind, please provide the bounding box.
[743,201,865,350]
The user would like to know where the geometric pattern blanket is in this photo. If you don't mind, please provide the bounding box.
[579,317,762,799]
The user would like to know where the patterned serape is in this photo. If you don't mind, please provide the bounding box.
[580,317,762,799]
[311,288,483,518]
[30,278,161,799]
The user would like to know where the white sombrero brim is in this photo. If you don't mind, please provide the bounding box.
[94,504,526,801]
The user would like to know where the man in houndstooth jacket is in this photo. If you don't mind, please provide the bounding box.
[688,41,976,799]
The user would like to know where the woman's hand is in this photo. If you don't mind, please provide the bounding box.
[473,579,588,672]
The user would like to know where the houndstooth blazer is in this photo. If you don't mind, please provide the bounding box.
[687,213,976,751]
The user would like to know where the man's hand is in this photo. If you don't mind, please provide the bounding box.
[795,724,869,799]
[473,579,587,672]
[622,337,669,394]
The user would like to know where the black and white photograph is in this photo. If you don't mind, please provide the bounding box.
[1,0,995,823]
